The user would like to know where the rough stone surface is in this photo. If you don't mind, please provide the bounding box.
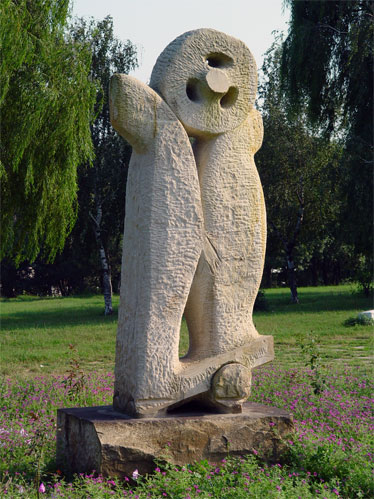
[110,74,204,417]
[109,28,273,417]
[57,403,294,477]
[149,28,257,136]
[208,363,252,412]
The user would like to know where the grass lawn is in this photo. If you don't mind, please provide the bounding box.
[0,294,120,376]
[254,285,373,368]
[0,285,373,497]
[0,284,372,377]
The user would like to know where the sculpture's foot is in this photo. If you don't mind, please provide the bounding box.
[114,337,273,418]
[169,362,252,415]
[201,362,252,413]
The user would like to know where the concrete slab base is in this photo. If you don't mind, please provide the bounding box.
[56,402,294,478]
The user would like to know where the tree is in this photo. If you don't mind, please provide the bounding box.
[68,16,137,313]
[0,0,97,264]
[0,14,138,303]
[280,0,373,293]
[256,37,343,301]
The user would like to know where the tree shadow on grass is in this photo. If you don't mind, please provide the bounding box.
[1,301,119,331]
[259,289,372,315]
[2,290,372,330]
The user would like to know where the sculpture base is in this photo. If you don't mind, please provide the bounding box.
[57,402,294,477]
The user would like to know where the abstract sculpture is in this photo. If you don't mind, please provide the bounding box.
[110,28,274,418]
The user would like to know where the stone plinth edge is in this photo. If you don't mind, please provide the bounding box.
[57,402,294,477]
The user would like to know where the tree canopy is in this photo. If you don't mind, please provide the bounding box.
[280,0,373,290]
[0,0,97,264]
[68,16,137,307]
[256,37,343,297]
[281,0,373,140]
[0,12,138,297]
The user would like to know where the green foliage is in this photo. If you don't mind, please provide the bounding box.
[1,456,345,497]
[46,16,137,295]
[344,315,374,327]
[257,36,344,290]
[281,0,373,282]
[300,331,326,394]
[0,0,97,264]
[281,0,373,137]
[0,14,137,295]
[287,435,374,498]
[352,255,374,297]
[128,456,343,498]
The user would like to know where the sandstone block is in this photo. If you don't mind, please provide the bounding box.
[57,403,294,477]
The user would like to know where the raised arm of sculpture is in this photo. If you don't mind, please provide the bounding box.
[110,74,176,153]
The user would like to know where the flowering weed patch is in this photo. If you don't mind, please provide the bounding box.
[251,364,374,497]
[1,364,372,497]
[0,373,114,478]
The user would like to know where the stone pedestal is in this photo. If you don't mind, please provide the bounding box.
[57,402,293,477]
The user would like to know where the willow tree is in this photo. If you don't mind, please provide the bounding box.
[0,0,97,264]
[280,0,373,293]
[257,37,342,302]
[69,16,137,314]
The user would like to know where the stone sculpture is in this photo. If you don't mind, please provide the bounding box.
[110,28,274,418]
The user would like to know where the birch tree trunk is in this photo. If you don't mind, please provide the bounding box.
[90,205,113,315]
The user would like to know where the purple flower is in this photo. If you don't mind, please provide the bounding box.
[38,483,46,493]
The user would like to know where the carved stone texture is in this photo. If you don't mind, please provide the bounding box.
[57,403,294,477]
[208,363,252,413]
[110,28,273,418]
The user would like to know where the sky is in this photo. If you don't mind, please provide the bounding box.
[71,0,290,83]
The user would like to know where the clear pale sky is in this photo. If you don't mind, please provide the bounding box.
[71,0,290,83]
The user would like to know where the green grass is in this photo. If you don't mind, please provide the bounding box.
[0,285,372,377]
[0,295,119,376]
[253,285,373,368]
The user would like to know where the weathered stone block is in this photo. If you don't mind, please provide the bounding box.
[57,402,293,477]
[358,310,374,321]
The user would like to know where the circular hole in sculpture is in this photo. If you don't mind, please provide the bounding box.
[220,86,239,108]
[206,52,233,68]
[186,78,201,102]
